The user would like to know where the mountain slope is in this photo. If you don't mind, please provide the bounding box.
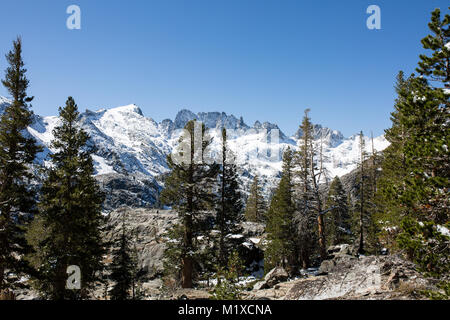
[0,97,389,211]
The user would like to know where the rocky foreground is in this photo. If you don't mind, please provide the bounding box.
[158,248,439,301]
[12,208,441,300]
[244,247,437,300]
[102,208,440,300]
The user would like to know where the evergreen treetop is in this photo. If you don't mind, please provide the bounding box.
[416,8,450,87]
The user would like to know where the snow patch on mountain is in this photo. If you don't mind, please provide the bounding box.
[0,96,390,202]
[0,96,12,114]
[321,134,389,180]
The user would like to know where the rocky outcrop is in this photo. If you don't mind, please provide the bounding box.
[14,208,437,300]
[104,208,178,279]
[247,245,437,300]
[104,207,266,280]
[285,255,433,300]
[318,244,358,275]
[253,267,289,290]
[98,173,161,213]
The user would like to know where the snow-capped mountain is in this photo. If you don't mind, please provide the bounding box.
[0,96,10,114]
[0,96,389,210]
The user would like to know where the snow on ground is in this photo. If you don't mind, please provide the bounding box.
[321,134,390,180]
[92,155,116,175]
[437,225,450,237]
[28,116,60,148]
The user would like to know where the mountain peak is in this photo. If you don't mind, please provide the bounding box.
[174,109,197,128]
[174,109,249,130]
[294,124,344,148]
[107,104,144,116]
[0,96,12,107]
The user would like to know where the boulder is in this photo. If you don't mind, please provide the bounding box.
[284,255,435,300]
[253,281,269,290]
[318,259,336,275]
[327,244,357,257]
[318,244,358,275]
[264,267,289,287]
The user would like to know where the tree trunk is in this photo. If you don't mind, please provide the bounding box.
[182,201,194,288]
[181,257,193,288]
[55,263,67,300]
[301,251,309,269]
[358,132,365,255]
[317,214,327,259]
[0,265,4,291]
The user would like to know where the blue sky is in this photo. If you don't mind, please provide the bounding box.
[0,0,448,137]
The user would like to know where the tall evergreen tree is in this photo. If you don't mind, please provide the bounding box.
[376,72,414,247]
[294,109,326,265]
[244,175,265,222]
[399,7,450,280]
[109,212,137,300]
[377,9,449,276]
[416,8,450,88]
[356,131,366,254]
[352,131,378,254]
[161,120,219,288]
[295,109,323,268]
[215,128,244,268]
[0,37,41,291]
[407,8,449,225]
[265,147,296,272]
[28,97,105,299]
[394,76,448,273]
[325,177,350,245]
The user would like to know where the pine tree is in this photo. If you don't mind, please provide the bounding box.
[397,7,450,279]
[294,109,325,266]
[265,147,295,272]
[0,37,41,291]
[378,73,449,270]
[416,8,450,88]
[109,212,137,300]
[376,72,414,248]
[244,175,265,222]
[377,9,449,276]
[130,231,144,299]
[325,177,350,245]
[210,250,244,300]
[357,131,366,254]
[28,97,105,299]
[352,131,378,254]
[396,76,448,273]
[407,8,449,225]
[215,128,244,268]
[160,120,219,288]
